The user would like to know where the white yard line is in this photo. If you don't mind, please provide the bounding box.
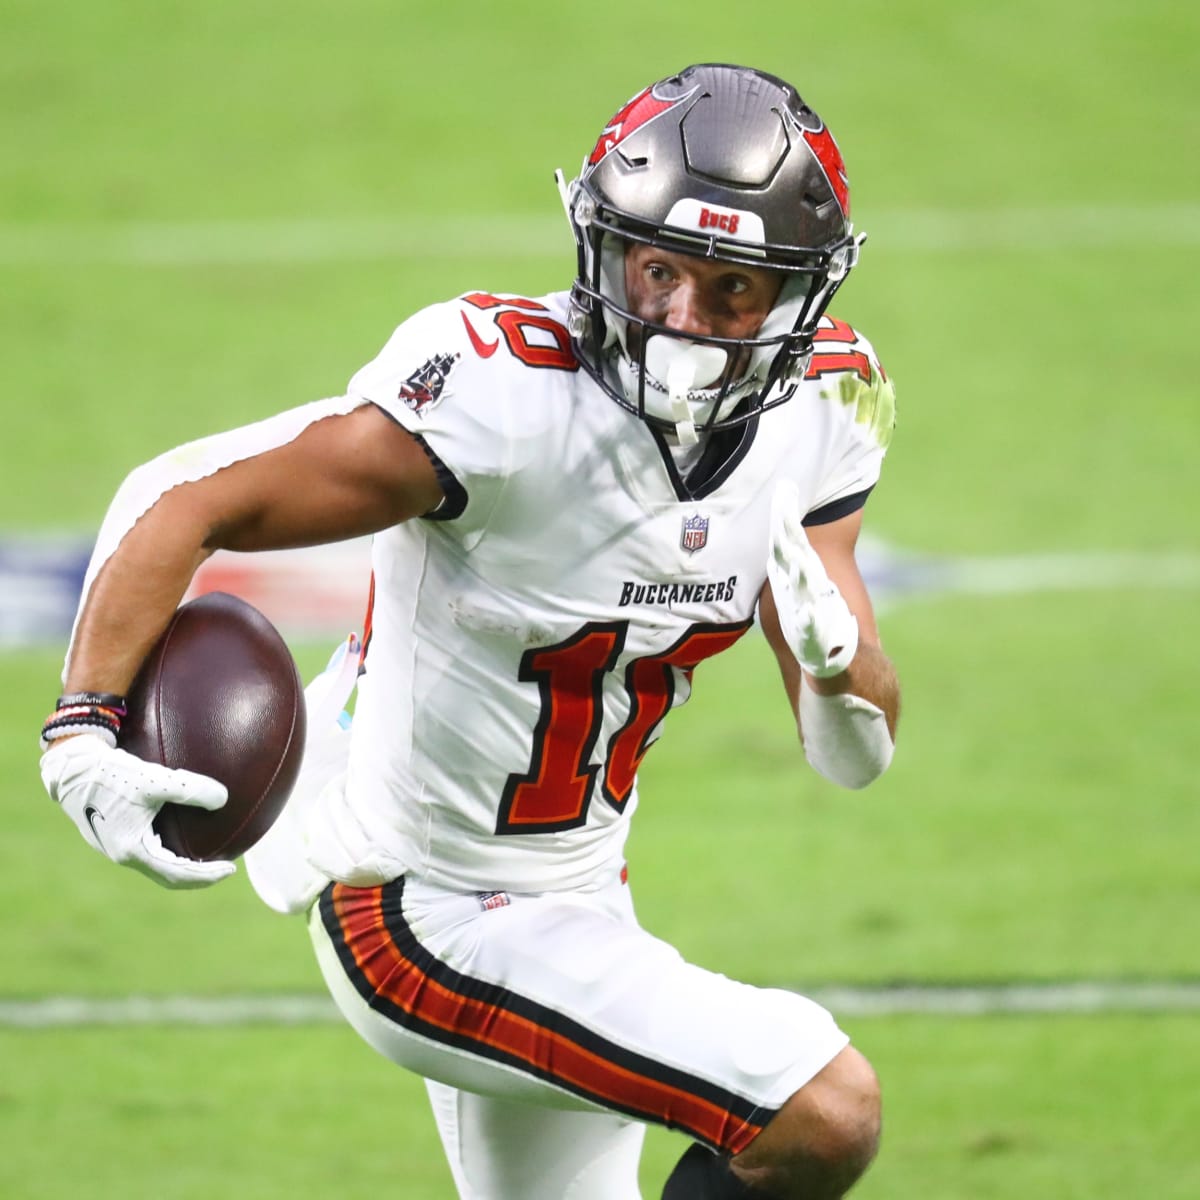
[1,204,1199,266]
[0,994,340,1028]
[933,551,1200,596]
[807,981,1200,1017]
[4,981,1200,1028]
[855,542,1200,611]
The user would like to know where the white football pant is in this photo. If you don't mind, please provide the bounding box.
[308,871,848,1198]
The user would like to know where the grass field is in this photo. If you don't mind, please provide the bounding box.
[3,1,1198,1196]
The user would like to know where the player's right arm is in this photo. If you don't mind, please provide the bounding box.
[66,404,441,698]
[41,402,442,889]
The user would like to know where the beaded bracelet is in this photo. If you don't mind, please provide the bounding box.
[40,693,128,752]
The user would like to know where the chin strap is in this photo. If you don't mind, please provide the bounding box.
[643,336,730,445]
[663,355,700,445]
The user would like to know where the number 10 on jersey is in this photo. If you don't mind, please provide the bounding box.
[495,618,751,834]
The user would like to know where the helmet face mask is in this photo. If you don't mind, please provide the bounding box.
[559,63,864,443]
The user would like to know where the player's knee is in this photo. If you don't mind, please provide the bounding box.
[808,1046,881,1175]
[731,1046,882,1197]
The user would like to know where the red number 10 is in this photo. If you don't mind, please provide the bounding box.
[463,292,577,372]
[496,619,751,834]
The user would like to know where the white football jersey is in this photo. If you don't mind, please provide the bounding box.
[336,290,894,894]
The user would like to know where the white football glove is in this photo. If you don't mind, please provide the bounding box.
[767,479,859,678]
[40,734,236,889]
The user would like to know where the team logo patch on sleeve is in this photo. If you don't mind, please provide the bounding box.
[680,514,709,554]
[398,352,460,416]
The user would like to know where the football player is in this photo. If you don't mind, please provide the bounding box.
[41,64,899,1199]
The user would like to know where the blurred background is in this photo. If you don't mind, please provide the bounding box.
[2,1,1198,1196]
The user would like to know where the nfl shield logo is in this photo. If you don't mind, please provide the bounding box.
[680,514,709,554]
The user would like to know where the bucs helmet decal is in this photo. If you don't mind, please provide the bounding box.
[794,116,851,219]
[587,82,701,168]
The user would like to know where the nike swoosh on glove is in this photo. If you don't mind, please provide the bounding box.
[767,479,859,678]
[40,733,236,889]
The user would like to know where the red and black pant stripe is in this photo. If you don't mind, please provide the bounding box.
[318,879,773,1153]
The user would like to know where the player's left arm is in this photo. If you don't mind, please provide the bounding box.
[759,486,899,788]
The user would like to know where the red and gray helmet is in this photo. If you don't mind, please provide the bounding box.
[559,63,864,441]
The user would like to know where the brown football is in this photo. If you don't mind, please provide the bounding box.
[119,591,306,861]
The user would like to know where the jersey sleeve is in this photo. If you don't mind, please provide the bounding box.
[346,298,515,530]
[804,326,896,524]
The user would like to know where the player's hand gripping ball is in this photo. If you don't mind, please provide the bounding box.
[119,591,307,862]
[40,593,304,889]
[767,480,859,678]
[40,735,236,889]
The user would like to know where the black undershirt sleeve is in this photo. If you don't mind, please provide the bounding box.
[802,485,874,527]
[368,401,468,521]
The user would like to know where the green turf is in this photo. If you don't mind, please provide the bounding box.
[3,0,1198,1195]
[3,1015,1195,1199]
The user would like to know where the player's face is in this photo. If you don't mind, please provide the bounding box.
[623,242,784,343]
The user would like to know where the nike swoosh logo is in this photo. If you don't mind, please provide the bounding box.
[83,804,106,849]
[460,311,499,358]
